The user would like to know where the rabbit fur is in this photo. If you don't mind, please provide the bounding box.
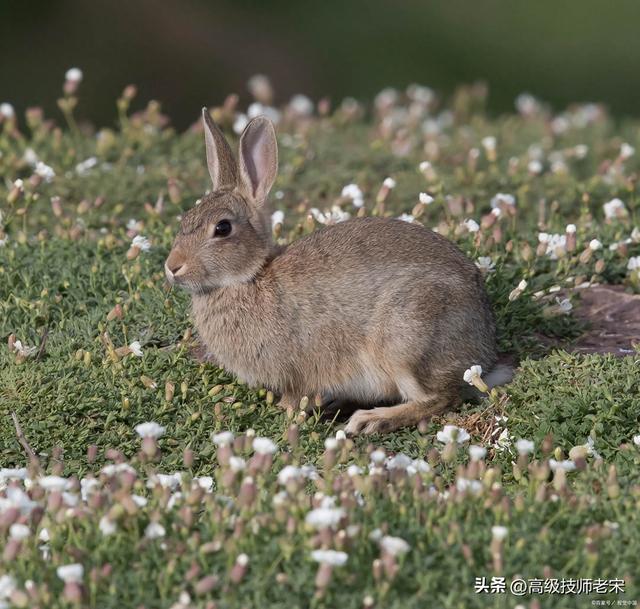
[165,109,509,435]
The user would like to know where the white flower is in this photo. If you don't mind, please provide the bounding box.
[374,88,398,109]
[323,438,338,452]
[490,193,515,208]
[193,476,213,492]
[549,459,576,471]
[99,516,117,536]
[167,492,183,510]
[463,365,483,385]
[63,492,79,507]
[456,477,483,494]
[335,430,346,442]
[9,523,30,540]
[517,279,527,291]
[463,219,480,233]
[620,143,635,159]
[589,239,602,251]
[228,456,246,472]
[418,192,434,205]
[236,553,250,567]
[132,235,151,251]
[35,161,55,182]
[0,102,15,119]
[310,206,351,224]
[515,439,535,455]
[385,453,413,470]
[277,465,302,485]
[56,563,84,583]
[145,522,166,539]
[566,224,577,234]
[555,298,573,313]
[397,213,414,223]
[131,494,148,507]
[301,464,318,480]
[475,257,495,273]
[212,431,234,446]
[436,424,470,444]
[380,535,410,556]
[65,67,83,83]
[468,445,487,461]
[407,84,434,104]
[233,113,249,135]
[305,507,345,529]
[408,459,431,475]
[11,340,37,357]
[135,421,165,439]
[147,472,182,490]
[347,464,363,476]
[603,198,627,220]
[341,183,364,208]
[584,437,602,460]
[491,526,508,541]
[271,210,284,227]
[369,449,386,464]
[632,434,640,447]
[494,428,512,452]
[0,574,16,598]
[572,144,588,158]
[37,475,72,492]
[538,233,567,259]
[419,161,432,172]
[627,256,640,271]
[247,102,281,124]
[528,160,543,174]
[128,341,143,357]
[311,550,348,566]
[383,177,396,189]
[100,463,136,477]
[126,218,141,232]
[80,477,99,502]
[515,93,539,115]
[289,94,314,116]
[0,467,28,482]
[253,437,277,455]
[481,136,496,151]
[75,157,98,176]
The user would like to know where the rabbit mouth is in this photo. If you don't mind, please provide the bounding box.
[165,261,189,283]
[165,264,212,294]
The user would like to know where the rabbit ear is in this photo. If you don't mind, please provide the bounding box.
[238,116,278,204]
[202,108,237,190]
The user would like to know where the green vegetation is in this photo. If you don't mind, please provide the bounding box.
[1,83,639,608]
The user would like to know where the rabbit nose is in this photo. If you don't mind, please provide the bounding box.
[165,253,187,279]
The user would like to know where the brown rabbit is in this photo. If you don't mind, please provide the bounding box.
[165,109,512,435]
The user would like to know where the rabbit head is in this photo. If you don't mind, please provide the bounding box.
[165,109,278,292]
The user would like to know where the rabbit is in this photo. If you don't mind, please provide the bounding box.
[165,108,512,435]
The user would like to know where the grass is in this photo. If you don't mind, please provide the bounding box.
[1,82,640,608]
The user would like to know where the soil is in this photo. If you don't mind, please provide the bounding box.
[569,285,640,355]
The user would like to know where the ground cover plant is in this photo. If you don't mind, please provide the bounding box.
[1,74,640,608]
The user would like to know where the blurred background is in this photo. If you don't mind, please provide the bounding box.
[1,0,640,129]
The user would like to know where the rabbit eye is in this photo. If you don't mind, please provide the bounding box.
[213,220,232,237]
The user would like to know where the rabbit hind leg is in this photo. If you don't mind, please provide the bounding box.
[343,394,452,436]
[342,371,458,436]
